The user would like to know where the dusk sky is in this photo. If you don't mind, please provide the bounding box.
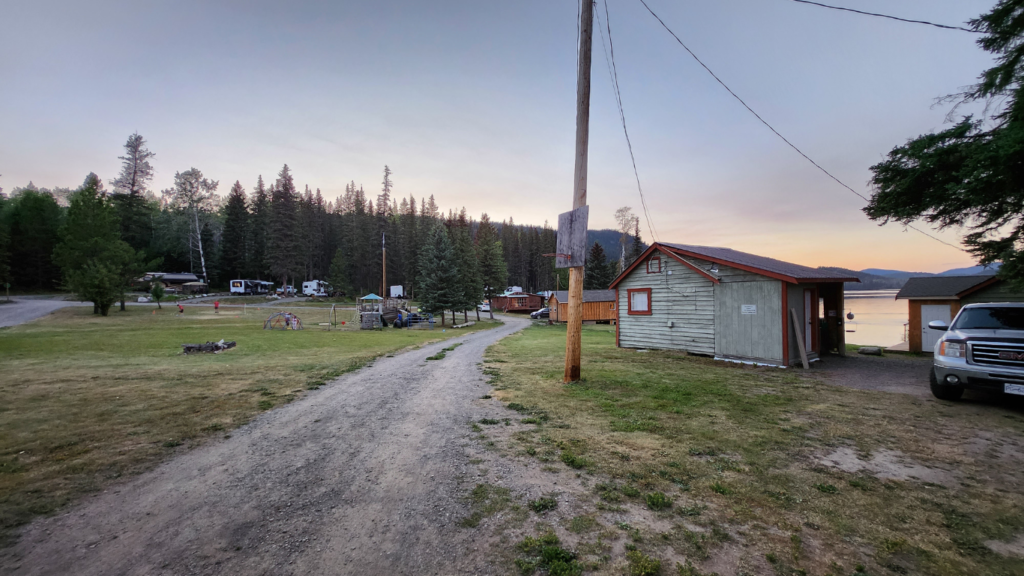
[0,0,998,273]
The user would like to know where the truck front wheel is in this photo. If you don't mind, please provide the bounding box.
[930,368,964,401]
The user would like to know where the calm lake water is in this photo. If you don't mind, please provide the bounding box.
[842,290,907,347]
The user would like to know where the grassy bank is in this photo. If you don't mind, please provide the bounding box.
[485,323,1024,575]
[0,305,498,545]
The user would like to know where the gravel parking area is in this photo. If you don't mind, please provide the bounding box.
[811,353,935,398]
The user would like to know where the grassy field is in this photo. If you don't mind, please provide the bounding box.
[0,305,498,545]
[485,323,1024,576]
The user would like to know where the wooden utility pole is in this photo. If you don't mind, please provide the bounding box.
[564,0,594,383]
[381,232,387,297]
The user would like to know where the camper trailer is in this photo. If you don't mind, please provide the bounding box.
[302,280,330,297]
[230,280,252,295]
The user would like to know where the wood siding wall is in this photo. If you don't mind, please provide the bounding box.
[490,294,544,313]
[617,256,716,355]
[617,251,836,365]
[715,280,784,362]
[549,299,616,322]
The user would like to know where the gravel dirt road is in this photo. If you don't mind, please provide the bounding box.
[3,316,530,576]
[0,297,83,329]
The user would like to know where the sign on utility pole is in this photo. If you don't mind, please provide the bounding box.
[563,0,594,383]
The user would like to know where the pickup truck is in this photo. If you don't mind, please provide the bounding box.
[929,302,1024,401]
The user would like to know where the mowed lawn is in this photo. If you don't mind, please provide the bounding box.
[486,323,1024,576]
[0,305,497,545]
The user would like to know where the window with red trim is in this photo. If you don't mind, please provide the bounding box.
[647,256,661,274]
[627,288,652,315]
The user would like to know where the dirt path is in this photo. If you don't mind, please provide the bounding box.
[3,316,531,576]
[0,297,84,329]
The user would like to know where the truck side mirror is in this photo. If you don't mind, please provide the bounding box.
[928,320,949,331]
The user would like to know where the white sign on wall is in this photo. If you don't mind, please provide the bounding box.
[741,304,757,315]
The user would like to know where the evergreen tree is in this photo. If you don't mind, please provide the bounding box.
[267,165,301,287]
[4,190,63,289]
[864,0,1024,283]
[220,181,249,280]
[451,209,482,322]
[418,224,460,325]
[328,248,351,297]
[378,165,393,218]
[150,282,164,309]
[54,174,140,316]
[584,241,614,290]
[0,196,10,293]
[248,176,270,279]
[629,220,644,265]
[476,214,507,320]
[399,194,418,297]
[110,133,156,253]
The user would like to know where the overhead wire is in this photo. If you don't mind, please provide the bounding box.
[636,0,965,252]
[789,0,979,34]
[594,0,660,243]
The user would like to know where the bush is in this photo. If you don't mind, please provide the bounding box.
[645,492,673,511]
[626,550,662,576]
[529,497,558,513]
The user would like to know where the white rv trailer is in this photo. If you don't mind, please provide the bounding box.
[230,279,252,295]
[302,280,330,297]
[231,279,274,295]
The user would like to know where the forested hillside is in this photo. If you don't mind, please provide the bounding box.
[0,134,647,302]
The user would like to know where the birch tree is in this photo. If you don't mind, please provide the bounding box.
[167,168,218,284]
[615,206,639,274]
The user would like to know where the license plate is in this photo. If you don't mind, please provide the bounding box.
[1005,384,1024,396]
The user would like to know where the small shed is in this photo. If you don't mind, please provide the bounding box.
[895,275,1010,352]
[549,290,617,323]
[609,243,858,367]
[490,292,544,313]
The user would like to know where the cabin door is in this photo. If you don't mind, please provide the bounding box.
[804,290,816,353]
[921,304,951,352]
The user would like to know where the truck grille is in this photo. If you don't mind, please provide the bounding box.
[970,342,1024,368]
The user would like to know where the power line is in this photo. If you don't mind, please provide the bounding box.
[636,0,965,252]
[594,0,660,243]
[790,0,980,34]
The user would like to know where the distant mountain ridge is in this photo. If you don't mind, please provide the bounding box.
[821,263,1001,291]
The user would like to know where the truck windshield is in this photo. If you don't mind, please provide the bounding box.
[953,307,1024,330]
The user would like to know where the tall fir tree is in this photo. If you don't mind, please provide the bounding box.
[628,220,644,267]
[450,209,483,322]
[418,224,460,325]
[110,133,156,253]
[4,190,63,289]
[476,213,507,320]
[267,165,301,287]
[220,181,249,281]
[584,241,614,290]
[248,176,270,279]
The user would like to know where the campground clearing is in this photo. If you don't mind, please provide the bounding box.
[0,305,497,546]
[478,322,1024,575]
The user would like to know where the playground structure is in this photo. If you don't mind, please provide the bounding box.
[358,293,429,330]
[263,311,304,330]
[358,294,384,330]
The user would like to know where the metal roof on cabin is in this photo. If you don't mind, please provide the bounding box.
[660,243,858,282]
[151,273,199,282]
[895,275,996,299]
[551,290,616,303]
